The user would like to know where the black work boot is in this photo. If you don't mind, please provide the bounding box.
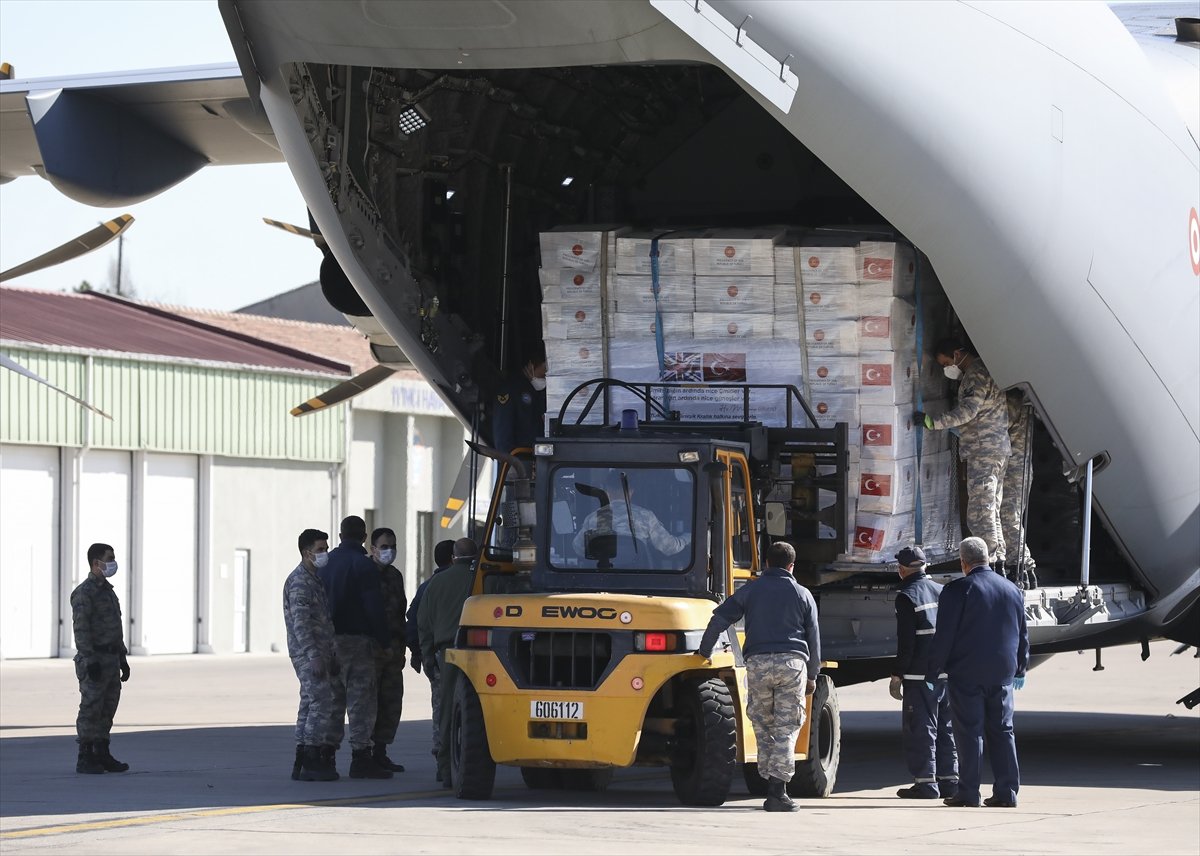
[291,745,305,780]
[76,741,105,775]
[373,743,405,773]
[95,739,130,773]
[764,777,798,812]
[299,746,338,782]
[320,745,340,780]
[349,748,393,779]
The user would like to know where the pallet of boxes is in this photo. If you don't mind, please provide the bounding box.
[538,225,961,569]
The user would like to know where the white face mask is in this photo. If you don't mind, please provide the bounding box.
[378,548,397,565]
[312,551,329,569]
[101,561,118,578]
[529,376,547,392]
[943,353,964,381]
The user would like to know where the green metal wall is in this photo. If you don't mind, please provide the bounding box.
[1,348,345,462]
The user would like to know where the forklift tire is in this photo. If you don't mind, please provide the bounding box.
[669,677,736,806]
[520,767,559,790]
[789,673,841,798]
[451,678,496,800]
[742,763,769,796]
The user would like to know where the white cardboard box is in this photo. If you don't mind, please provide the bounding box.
[774,246,798,283]
[539,267,603,303]
[615,232,694,276]
[797,245,859,285]
[546,340,606,376]
[690,228,783,277]
[542,303,603,339]
[801,283,859,320]
[539,225,628,271]
[805,319,860,355]
[851,511,916,562]
[857,241,916,296]
[918,450,956,502]
[692,312,776,340]
[808,392,860,430]
[857,456,918,514]
[858,351,917,405]
[858,297,917,352]
[859,403,919,459]
[608,311,692,339]
[611,274,695,312]
[808,356,860,391]
[694,277,775,313]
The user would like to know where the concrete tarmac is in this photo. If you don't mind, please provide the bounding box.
[1,641,1197,855]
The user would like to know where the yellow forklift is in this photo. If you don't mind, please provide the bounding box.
[446,380,848,804]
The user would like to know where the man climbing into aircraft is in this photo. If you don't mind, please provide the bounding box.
[915,338,1010,565]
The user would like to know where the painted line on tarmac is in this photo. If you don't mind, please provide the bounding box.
[0,788,450,840]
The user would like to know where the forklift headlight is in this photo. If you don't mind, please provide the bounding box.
[534,443,554,456]
[678,450,700,463]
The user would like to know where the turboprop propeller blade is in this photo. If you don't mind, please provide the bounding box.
[290,363,395,416]
[0,353,112,419]
[0,214,134,283]
[263,217,327,249]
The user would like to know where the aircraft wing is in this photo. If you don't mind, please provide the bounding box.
[0,63,280,206]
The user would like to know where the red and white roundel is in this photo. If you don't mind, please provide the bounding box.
[573,274,585,286]
[727,285,739,297]
[809,292,822,305]
[813,329,826,342]
[1190,208,1200,275]
[724,246,736,258]
[817,366,830,378]
[571,243,584,256]
[579,347,590,359]
[727,322,739,335]
[575,310,587,322]
[808,255,820,269]
[817,402,829,414]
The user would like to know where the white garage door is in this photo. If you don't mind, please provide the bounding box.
[0,445,58,659]
[139,453,197,654]
[79,451,132,650]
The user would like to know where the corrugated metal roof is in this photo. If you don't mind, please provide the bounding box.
[0,287,349,374]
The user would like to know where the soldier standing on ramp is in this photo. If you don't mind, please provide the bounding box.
[71,542,132,774]
[283,528,342,781]
[696,541,821,812]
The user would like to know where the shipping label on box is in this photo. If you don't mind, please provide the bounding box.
[611,274,695,312]
[695,277,775,313]
[805,319,860,355]
[857,241,916,296]
[858,297,917,352]
[691,228,783,276]
[615,234,694,275]
[608,311,692,339]
[692,312,775,340]
[857,456,917,514]
[539,226,627,271]
[851,511,916,561]
[859,404,918,459]
[542,303,603,339]
[802,283,859,320]
[797,245,859,285]
[546,340,606,377]
[539,267,603,303]
[859,351,916,405]
[808,356,859,391]
[809,392,860,430]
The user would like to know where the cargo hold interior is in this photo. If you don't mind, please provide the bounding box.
[301,60,1136,590]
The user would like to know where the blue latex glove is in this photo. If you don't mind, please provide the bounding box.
[925,681,936,692]
[1013,676,1026,690]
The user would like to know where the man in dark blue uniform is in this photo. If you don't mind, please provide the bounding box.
[492,346,547,455]
[927,536,1029,808]
[890,545,958,799]
[318,515,393,779]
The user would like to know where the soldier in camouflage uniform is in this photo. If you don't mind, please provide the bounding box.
[1001,391,1037,587]
[916,339,1011,563]
[697,542,821,812]
[369,527,407,773]
[71,543,131,774]
[406,539,455,764]
[283,528,341,781]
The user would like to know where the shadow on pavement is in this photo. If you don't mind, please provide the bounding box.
[1,710,1196,821]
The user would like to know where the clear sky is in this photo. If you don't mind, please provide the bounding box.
[0,0,321,310]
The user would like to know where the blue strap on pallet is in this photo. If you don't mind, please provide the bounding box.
[651,236,671,412]
[911,243,925,546]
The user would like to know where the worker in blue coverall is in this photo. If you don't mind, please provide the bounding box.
[890,545,958,800]
[926,536,1029,808]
